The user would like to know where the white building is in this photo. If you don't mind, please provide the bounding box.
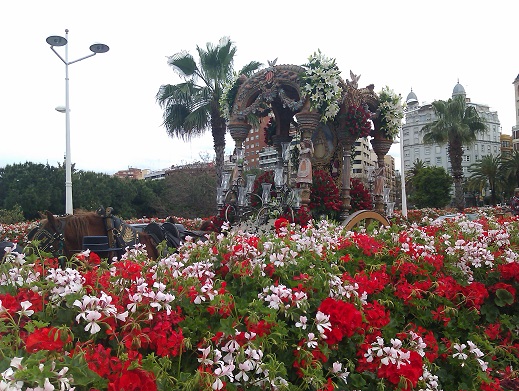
[402,82,501,177]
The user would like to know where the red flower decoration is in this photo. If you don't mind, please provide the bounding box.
[341,104,372,139]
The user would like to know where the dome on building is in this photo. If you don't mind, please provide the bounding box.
[452,80,466,97]
[406,89,418,105]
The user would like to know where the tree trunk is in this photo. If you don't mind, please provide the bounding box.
[211,114,227,187]
[448,142,464,211]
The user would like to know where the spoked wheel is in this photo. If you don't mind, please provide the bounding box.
[283,206,295,224]
[342,210,390,231]
[224,204,237,223]
[256,206,271,226]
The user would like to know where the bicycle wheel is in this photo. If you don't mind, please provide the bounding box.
[283,206,295,223]
[224,204,237,223]
[256,206,271,226]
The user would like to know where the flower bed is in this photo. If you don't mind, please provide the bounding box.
[1,213,519,390]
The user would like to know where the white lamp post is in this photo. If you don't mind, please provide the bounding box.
[46,29,109,215]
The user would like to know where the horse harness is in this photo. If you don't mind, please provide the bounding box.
[28,208,139,259]
[96,207,139,257]
[27,218,66,257]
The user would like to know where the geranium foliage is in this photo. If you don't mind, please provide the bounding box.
[2,211,519,390]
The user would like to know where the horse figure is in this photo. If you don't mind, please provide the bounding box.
[28,209,159,261]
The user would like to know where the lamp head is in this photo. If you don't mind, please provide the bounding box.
[46,35,67,47]
[90,43,109,54]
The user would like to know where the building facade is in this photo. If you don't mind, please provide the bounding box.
[512,74,519,151]
[114,167,146,180]
[501,134,513,157]
[402,82,501,177]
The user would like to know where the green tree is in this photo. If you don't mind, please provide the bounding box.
[501,150,519,190]
[0,162,64,219]
[405,159,426,200]
[161,165,217,218]
[421,95,486,211]
[410,166,452,208]
[156,37,262,184]
[467,154,505,206]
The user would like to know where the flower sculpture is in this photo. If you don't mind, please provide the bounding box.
[341,104,372,139]
[300,51,342,123]
[309,169,342,220]
[376,86,405,140]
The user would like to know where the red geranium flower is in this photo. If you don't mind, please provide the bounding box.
[318,298,362,343]
[25,327,71,353]
[109,368,157,391]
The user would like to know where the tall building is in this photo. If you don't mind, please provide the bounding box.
[501,134,513,157]
[243,117,270,168]
[402,82,501,177]
[512,74,519,151]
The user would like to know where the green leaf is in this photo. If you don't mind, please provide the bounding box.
[495,288,514,307]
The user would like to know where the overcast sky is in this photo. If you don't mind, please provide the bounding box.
[1,1,517,175]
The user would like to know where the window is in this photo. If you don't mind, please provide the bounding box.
[487,145,491,152]
[462,155,470,162]
[404,150,410,157]
[435,156,442,164]
[494,145,497,153]
[435,146,441,154]
[425,148,430,155]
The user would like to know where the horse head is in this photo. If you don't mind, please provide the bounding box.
[27,211,67,257]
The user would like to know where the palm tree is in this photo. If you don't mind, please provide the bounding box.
[467,154,504,206]
[501,150,519,190]
[421,95,486,211]
[405,159,426,201]
[156,37,262,183]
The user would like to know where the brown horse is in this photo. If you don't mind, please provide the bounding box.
[28,210,159,261]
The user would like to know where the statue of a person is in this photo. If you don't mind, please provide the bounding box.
[374,165,384,196]
[297,139,314,184]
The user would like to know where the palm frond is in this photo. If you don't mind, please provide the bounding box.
[239,61,263,77]
[167,51,198,78]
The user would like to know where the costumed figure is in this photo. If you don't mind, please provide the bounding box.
[297,139,314,184]
[374,165,385,196]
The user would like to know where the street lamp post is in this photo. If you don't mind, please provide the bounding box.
[46,29,109,215]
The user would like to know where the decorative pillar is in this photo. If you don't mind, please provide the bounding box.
[370,136,393,214]
[295,110,320,208]
[228,122,252,184]
[336,133,357,220]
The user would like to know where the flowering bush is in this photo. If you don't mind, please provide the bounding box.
[341,105,372,139]
[2,213,519,390]
[309,169,342,220]
[300,51,342,123]
[350,178,372,211]
[376,86,405,140]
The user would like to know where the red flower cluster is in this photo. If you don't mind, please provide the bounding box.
[341,104,372,139]
[318,297,362,344]
[309,170,342,219]
[25,327,71,353]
